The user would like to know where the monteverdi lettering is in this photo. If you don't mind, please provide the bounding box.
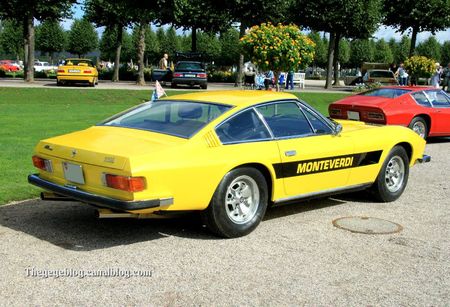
[273,150,382,179]
[296,157,354,174]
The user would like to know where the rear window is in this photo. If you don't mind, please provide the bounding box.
[64,59,94,67]
[369,71,395,78]
[176,62,203,70]
[360,88,411,98]
[101,100,231,138]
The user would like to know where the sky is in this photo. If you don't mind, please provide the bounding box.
[63,3,450,44]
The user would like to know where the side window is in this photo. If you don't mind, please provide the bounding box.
[426,91,450,107]
[256,102,313,137]
[411,92,432,107]
[302,107,332,134]
[216,109,271,143]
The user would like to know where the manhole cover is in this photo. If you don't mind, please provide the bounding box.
[332,216,403,234]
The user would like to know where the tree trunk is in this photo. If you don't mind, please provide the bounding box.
[191,27,197,52]
[112,25,123,82]
[325,32,336,89]
[136,21,146,86]
[235,23,246,87]
[26,15,35,82]
[333,32,341,86]
[409,26,418,57]
[23,17,29,80]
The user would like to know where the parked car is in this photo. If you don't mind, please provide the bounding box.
[0,60,21,72]
[56,58,98,87]
[362,69,398,86]
[329,86,450,138]
[28,91,429,238]
[171,61,207,89]
[34,61,57,72]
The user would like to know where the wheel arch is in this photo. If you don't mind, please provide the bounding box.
[230,163,274,202]
[394,142,412,163]
[411,114,431,131]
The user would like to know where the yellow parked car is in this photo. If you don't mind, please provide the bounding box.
[28,91,430,237]
[57,58,98,87]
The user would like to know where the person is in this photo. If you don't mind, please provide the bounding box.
[285,69,294,90]
[443,63,450,92]
[159,53,169,70]
[430,63,442,88]
[244,66,256,89]
[264,70,274,90]
[395,63,408,86]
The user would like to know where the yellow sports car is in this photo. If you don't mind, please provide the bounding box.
[57,58,98,87]
[28,91,430,237]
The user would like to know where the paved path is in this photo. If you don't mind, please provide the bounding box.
[0,140,449,305]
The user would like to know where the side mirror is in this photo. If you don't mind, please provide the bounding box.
[333,123,343,135]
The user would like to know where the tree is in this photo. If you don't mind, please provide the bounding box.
[227,0,291,85]
[308,31,328,68]
[416,36,442,62]
[165,27,180,58]
[404,55,435,84]
[67,19,98,57]
[85,0,131,81]
[441,41,450,66]
[383,0,450,56]
[0,0,75,81]
[170,0,230,52]
[291,0,383,88]
[0,19,23,60]
[197,31,221,62]
[339,38,351,68]
[349,39,375,68]
[218,27,240,67]
[240,23,315,91]
[131,24,159,65]
[396,35,411,63]
[100,26,132,62]
[374,39,394,64]
[35,20,66,63]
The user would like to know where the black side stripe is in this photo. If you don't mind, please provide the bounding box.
[273,150,382,179]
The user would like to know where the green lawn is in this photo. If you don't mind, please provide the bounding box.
[0,87,349,205]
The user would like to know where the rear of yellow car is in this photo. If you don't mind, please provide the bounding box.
[57,58,98,87]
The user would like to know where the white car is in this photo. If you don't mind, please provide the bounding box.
[34,61,57,72]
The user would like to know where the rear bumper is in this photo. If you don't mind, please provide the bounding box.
[417,154,431,164]
[172,77,207,86]
[57,75,96,83]
[28,174,173,211]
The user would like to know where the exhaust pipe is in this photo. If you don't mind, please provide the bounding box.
[41,192,74,201]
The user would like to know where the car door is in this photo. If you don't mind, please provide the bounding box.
[425,90,450,134]
[255,100,355,199]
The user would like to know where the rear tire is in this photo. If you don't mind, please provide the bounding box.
[171,82,177,88]
[370,146,409,202]
[408,117,428,139]
[201,84,207,90]
[201,167,268,238]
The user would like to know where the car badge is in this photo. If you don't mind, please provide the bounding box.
[71,149,77,158]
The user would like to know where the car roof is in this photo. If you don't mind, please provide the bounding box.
[161,90,298,107]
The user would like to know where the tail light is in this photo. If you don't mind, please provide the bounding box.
[104,174,146,192]
[174,73,183,77]
[368,78,375,83]
[197,73,207,78]
[83,70,92,74]
[329,108,341,116]
[32,155,53,172]
[57,69,65,73]
[366,111,386,123]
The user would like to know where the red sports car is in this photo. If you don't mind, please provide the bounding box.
[329,86,450,138]
[0,60,20,72]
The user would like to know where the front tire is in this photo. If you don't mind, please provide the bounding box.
[370,146,409,202]
[202,167,268,238]
[408,117,428,139]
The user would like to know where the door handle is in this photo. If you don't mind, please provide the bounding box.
[285,150,297,157]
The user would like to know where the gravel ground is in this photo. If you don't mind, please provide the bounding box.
[0,139,449,306]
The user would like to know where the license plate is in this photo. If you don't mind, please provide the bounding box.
[68,69,80,73]
[347,111,360,121]
[62,162,85,184]
[184,74,196,78]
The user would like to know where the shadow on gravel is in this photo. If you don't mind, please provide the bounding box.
[427,137,450,144]
[0,196,351,251]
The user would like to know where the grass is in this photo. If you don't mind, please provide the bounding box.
[0,87,349,205]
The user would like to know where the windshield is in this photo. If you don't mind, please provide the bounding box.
[369,70,394,78]
[359,88,411,98]
[100,100,232,138]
